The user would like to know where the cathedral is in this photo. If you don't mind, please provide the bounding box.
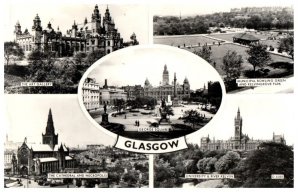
[200,108,286,151]
[14,5,139,57]
[143,65,191,101]
[14,109,75,176]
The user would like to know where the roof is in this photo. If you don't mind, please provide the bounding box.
[65,156,73,160]
[38,157,58,163]
[33,156,73,163]
[29,144,53,152]
[233,33,260,41]
[28,144,68,152]
[54,145,68,151]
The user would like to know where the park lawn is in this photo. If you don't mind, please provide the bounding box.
[5,178,17,185]
[207,33,237,42]
[4,74,24,87]
[191,43,293,77]
[208,31,279,42]
[154,35,217,47]
[260,39,280,48]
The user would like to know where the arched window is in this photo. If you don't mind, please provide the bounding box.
[107,41,110,46]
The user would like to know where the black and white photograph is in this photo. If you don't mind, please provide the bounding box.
[4,95,149,188]
[152,1,294,93]
[1,0,298,190]
[154,94,294,188]
[3,2,149,94]
[79,45,224,141]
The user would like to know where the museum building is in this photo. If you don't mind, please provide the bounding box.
[14,5,138,57]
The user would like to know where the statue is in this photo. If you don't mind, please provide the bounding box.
[104,103,107,114]
[101,102,109,125]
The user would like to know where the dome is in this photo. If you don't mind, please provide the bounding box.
[144,78,150,86]
[184,77,189,84]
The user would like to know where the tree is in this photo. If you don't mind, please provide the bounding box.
[246,43,272,76]
[4,41,24,66]
[193,45,212,63]
[229,142,294,188]
[85,49,106,66]
[114,99,125,113]
[206,157,218,172]
[278,37,294,59]
[27,49,47,61]
[74,52,87,65]
[222,50,243,83]
[215,151,240,173]
[182,110,204,129]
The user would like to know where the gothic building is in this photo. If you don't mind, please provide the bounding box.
[143,65,191,101]
[14,5,139,57]
[15,109,75,176]
[200,108,286,151]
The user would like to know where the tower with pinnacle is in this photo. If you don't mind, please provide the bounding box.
[162,64,169,85]
[42,109,58,149]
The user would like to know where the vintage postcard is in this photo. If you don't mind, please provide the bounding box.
[2,0,297,190]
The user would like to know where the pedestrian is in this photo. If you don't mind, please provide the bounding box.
[138,120,140,127]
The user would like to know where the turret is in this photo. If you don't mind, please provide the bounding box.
[14,21,22,36]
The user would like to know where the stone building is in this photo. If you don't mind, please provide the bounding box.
[14,109,75,175]
[200,108,286,151]
[82,77,100,111]
[14,5,139,57]
[143,65,190,101]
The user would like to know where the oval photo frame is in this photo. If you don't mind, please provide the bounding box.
[78,44,226,142]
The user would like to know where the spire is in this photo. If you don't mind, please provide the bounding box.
[84,17,88,25]
[237,107,240,119]
[45,108,55,135]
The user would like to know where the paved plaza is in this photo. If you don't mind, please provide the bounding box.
[95,104,214,132]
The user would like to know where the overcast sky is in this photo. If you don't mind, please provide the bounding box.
[186,94,295,146]
[4,95,116,148]
[151,0,294,16]
[3,1,150,43]
[87,45,222,90]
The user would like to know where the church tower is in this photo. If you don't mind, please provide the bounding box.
[162,64,169,85]
[234,108,243,149]
[42,109,58,149]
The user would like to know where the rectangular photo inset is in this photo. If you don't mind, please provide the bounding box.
[152,1,294,93]
[154,94,294,188]
[4,3,149,94]
[4,95,149,188]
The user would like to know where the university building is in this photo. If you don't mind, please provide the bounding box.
[200,108,286,151]
[14,5,139,57]
[143,65,191,101]
[14,109,76,175]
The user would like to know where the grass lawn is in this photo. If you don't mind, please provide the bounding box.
[5,178,17,185]
[4,74,24,87]
[207,31,280,42]
[207,33,237,41]
[190,43,293,77]
[154,35,218,47]
[260,39,280,48]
